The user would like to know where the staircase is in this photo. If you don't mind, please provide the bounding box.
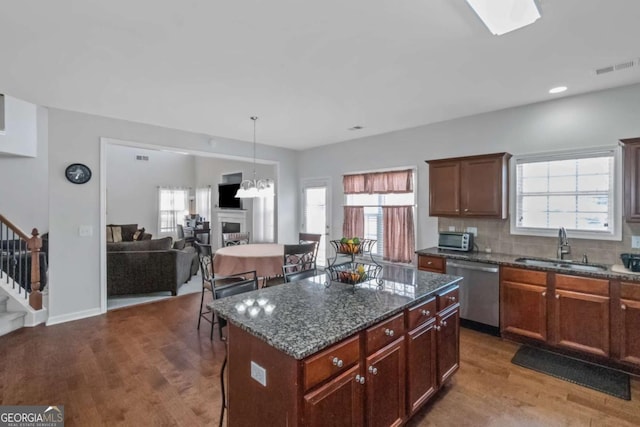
[0,294,26,336]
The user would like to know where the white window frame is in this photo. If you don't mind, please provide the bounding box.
[158,187,190,236]
[509,146,622,241]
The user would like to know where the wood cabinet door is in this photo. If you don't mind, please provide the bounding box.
[366,338,406,427]
[623,139,640,222]
[460,156,504,218]
[406,319,437,416]
[552,290,610,357]
[500,280,547,341]
[619,298,640,365]
[436,305,460,385]
[303,364,364,427]
[428,161,460,216]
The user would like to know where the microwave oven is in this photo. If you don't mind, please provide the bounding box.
[438,232,474,252]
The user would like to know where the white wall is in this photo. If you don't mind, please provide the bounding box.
[47,108,299,324]
[0,106,48,231]
[106,144,196,235]
[298,83,640,251]
[0,95,38,157]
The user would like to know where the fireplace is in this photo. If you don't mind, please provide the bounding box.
[215,210,247,249]
[221,222,241,233]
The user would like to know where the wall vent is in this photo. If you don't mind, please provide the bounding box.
[595,58,637,75]
[135,155,149,161]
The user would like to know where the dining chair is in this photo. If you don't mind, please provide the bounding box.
[194,241,213,256]
[299,232,322,265]
[196,251,258,340]
[282,242,317,279]
[283,263,318,283]
[177,224,196,246]
[222,231,250,246]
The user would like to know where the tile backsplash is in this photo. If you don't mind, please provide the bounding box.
[438,218,640,265]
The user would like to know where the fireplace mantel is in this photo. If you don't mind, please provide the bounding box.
[215,209,247,249]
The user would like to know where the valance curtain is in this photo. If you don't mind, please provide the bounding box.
[383,206,415,263]
[343,169,413,194]
[343,206,364,238]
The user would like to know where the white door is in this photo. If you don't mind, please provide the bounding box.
[302,179,330,267]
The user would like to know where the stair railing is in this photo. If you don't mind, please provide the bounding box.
[0,214,43,310]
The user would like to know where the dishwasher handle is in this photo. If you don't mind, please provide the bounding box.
[446,262,499,274]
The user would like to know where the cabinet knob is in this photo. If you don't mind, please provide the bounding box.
[384,328,395,337]
[621,304,627,310]
[448,296,456,302]
[542,291,546,297]
[332,357,343,368]
[435,325,441,331]
[368,366,378,375]
[421,309,431,316]
[464,208,469,212]
[427,261,433,265]
[355,374,365,384]
[441,320,447,327]
[555,294,560,299]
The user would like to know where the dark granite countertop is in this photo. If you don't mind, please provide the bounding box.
[209,269,461,360]
[416,247,640,282]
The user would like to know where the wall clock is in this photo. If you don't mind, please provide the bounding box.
[65,163,92,184]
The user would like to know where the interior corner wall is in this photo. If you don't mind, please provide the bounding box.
[297,83,640,252]
[47,108,298,324]
[0,106,49,231]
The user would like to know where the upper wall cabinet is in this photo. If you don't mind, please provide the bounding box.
[426,152,511,219]
[622,138,640,222]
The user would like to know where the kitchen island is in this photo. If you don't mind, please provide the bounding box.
[210,269,462,426]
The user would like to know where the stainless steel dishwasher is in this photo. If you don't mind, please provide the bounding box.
[445,259,500,333]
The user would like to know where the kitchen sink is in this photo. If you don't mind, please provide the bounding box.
[514,257,609,273]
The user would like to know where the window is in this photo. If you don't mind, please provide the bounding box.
[196,186,212,222]
[511,147,621,240]
[158,187,189,235]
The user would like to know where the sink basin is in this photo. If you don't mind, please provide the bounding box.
[514,257,608,273]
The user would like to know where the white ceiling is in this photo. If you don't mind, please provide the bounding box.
[1,0,639,150]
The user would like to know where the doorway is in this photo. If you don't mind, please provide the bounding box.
[302,179,330,267]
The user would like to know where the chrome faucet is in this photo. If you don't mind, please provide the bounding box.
[557,227,570,260]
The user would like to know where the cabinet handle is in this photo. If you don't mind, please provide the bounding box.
[332,357,343,368]
[542,291,546,297]
[427,261,433,265]
[384,328,395,337]
[435,325,441,331]
[555,294,560,299]
[421,309,431,316]
[355,374,365,384]
[621,304,627,310]
[368,366,378,375]
[448,296,456,302]
[441,320,447,327]
[464,208,469,212]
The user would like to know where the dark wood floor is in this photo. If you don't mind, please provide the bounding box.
[1,293,639,426]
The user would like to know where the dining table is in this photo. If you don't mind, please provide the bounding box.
[213,243,284,280]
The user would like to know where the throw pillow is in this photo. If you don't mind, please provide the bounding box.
[106,226,114,243]
[111,226,123,243]
[133,227,146,241]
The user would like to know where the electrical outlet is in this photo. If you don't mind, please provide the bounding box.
[632,236,640,249]
[79,225,93,237]
[250,361,267,386]
[466,226,478,237]
[448,226,455,231]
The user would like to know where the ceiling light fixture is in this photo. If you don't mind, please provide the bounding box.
[465,0,541,36]
[549,86,568,94]
[235,116,275,199]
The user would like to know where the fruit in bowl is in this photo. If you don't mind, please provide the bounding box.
[338,237,362,254]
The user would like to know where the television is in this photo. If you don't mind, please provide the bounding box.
[218,183,242,209]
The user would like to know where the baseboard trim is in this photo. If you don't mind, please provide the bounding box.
[46,308,102,326]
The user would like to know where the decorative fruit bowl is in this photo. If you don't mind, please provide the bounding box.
[328,262,381,286]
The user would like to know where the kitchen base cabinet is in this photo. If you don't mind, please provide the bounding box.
[303,364,363,427]
[619,282,640,366]
[417,254,446,273]
[500,267,548,342]
[366,338,406,427]
[406,319,437,415]
[436,305,460,384]
[552,274,610,357]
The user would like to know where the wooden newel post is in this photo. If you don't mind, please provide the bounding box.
[27,228,43,310]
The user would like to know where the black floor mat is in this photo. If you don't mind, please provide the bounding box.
[511,346,631,400]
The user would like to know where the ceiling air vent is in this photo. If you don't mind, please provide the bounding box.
[595,58,637,75]
[135,155,149,161]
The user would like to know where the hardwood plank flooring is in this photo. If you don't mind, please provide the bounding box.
[1,293,638,426]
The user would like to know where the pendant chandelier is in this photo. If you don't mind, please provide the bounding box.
[235,116,275,198]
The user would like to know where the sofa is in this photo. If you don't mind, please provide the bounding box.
[107,236,198,296]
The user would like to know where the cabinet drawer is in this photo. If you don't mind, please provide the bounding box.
[556,274,609,296]
[621,282,640,301]
[501,266,547,286]
[366,313,405,354]
[303,335,360,392]
[437,286,459,312]
[418,255,445,273]
[407,297,437,330]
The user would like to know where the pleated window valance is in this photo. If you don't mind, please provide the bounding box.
[343,169,413,194]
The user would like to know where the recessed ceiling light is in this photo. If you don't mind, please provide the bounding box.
[549,86,567,94]
[348,126,364,131]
